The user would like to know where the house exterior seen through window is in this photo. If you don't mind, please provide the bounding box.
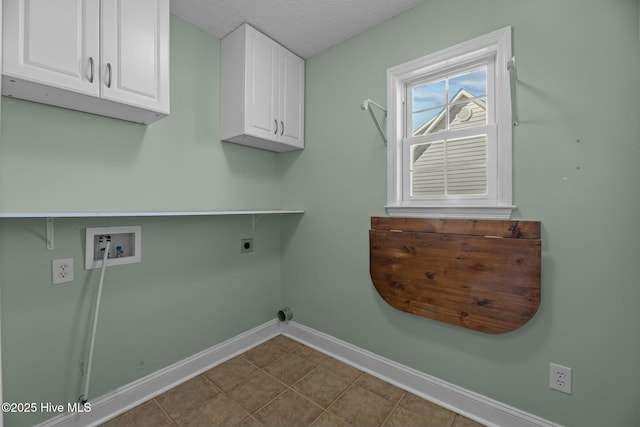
[410,67,489,197]
[386,27,514,219]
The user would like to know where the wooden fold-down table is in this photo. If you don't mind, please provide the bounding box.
[369,217,541,334]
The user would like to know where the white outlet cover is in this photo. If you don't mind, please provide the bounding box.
[549,362,572,394]
[52,258,74,285]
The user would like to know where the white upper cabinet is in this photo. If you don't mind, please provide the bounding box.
[278,48,304,147]
[2,0,169,124]
[100,0,169,113]
[221,24,304,152]
[3,0,100,96]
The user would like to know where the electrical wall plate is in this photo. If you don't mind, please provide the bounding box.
[52,258,74,284]
[549,362,572,394]
[85,226,142,269]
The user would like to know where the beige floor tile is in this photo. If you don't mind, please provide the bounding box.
[294,344,336,366]
[154,375,219,420]
[175,393,250,427]
[355,373,405,403]
[319,357,362,383]
[289,342,364,385]
[453,414,486,427]
[226,370,287,413]
[293,367,352,408]
[328,384,394,427]
[263,352,317,385]
[254,389,323,427]
[268,335,301,352]
[244,342,288,368]
[101,400,172,427]
[397,393,456,426]
[236,416,265,427]
[203,357,257,391]
[383,405,453,427]
[310,411,351,427]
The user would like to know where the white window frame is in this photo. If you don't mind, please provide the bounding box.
[386,27,515,219]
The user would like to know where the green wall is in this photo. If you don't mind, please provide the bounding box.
[0,17,285,427]
[2,2,640,427]
[281,1,640,426]
[0,16,281,213]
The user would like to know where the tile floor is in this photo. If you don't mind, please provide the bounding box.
[102,335,485,427]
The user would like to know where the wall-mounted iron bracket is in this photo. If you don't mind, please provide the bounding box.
[361,99,387,145]
[251,214,263,232]
[46,217,55,250]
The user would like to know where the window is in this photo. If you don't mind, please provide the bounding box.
[386,27,514,219]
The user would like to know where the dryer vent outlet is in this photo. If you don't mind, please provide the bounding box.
[278,307,293,322]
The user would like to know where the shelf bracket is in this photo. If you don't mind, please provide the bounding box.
[507,56,519,127]
[251,214,264,232]
[361,99,387,145]
[46,217,55,250]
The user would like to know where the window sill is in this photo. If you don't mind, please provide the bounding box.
[385,205,515,219]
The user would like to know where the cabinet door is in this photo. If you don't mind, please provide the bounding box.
[244,26,279,142]
[278,48,304,148]
[3,0,100,96]
[101,0,169,114]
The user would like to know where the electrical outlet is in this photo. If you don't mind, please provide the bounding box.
[52,258,74,284]
[549,362,572,394]
[241,238,253,253]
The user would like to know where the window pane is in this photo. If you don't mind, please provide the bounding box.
[411,67,488,135]
[448,68,487,101]
[412,141,444,167]
[412,80,445,132]
[413,106,446,135]
[413,80,446,111]
[445,135,487,195]
[411,142,444,196]
[447,135,487,167]
[448,97,487,130]
[412,169,445,196]
[447,166,487,194]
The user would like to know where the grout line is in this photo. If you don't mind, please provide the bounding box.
[324,381,356,414]
[289,386,329,414]
[244,336,352,425]
[248,357,304,416]
[251,388,289,417]
[379,391,406,427]
[307,410,325,427]
[291,365,321,388]
[150,398,173,424]
[199,371,222,393]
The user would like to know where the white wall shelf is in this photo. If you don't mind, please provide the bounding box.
[0,210,304,250]
[0,209,304,218]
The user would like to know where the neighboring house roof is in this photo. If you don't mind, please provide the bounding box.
[413,88,486,136]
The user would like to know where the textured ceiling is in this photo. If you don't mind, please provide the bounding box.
[170,0,426,58]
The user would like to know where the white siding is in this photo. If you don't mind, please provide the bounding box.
[411,135,487,196]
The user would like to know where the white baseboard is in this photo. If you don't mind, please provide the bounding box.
[36,320,280,427]
[281,321,563,427]
[37,319,562,427]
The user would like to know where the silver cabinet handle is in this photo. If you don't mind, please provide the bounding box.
[106,63,112,88]
[88,57,94,83]
[280,121,284,136]
[274,119,278,135]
